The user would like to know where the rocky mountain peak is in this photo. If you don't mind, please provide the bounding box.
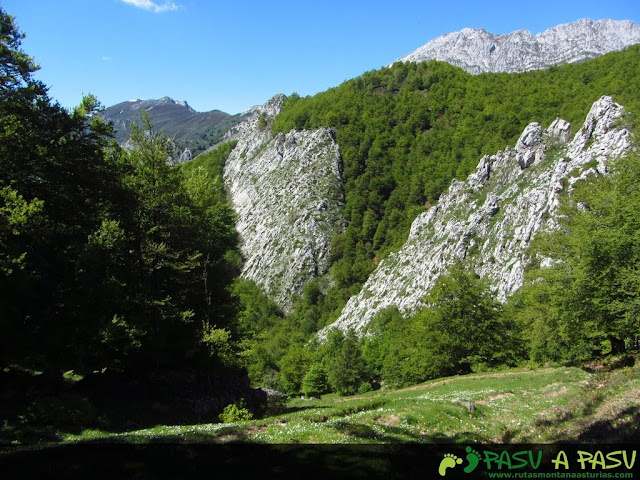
[395,19,640,74]
[152,96,194,111]
[101,96,244,157]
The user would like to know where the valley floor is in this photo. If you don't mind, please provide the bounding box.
[60,356,639,445]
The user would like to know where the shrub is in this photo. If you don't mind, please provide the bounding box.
[358,382,373,394]
[219,399,253,423]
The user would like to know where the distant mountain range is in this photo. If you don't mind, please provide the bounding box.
[395,18,640,74]
[101,97,248,158]
[103,19,640,161]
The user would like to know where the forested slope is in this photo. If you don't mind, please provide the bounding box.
[233,47,640,393]
[272,47,640,302]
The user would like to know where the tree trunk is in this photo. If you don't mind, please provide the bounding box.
[608,335,626,355]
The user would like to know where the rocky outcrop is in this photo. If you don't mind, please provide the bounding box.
[323,96,632,336]
[178,148,192,164]
[395,19,640,74]
[223,95,346,312]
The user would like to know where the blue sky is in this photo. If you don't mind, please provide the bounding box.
[2,0,639,114]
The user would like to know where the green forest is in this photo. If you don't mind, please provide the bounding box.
[272,49,640,305]
[0,9,247,436]
[1,5,639,443]
[240,45,640,396]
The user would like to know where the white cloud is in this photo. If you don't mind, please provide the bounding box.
[101,56,112,61]
[120,0,179,13]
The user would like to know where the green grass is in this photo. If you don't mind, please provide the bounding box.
[56,358,639,445]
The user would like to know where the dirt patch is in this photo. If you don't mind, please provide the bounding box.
[380,414,402,427]
[540,383,570,398]
[216,424,267,442]
[400,377,457,392]
[476,392,515,405]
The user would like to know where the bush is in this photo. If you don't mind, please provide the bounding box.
[219,399,253,423]
[358,382,373,394]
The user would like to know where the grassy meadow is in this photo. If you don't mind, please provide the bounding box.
[56,357,639,445]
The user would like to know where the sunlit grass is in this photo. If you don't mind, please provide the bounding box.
[51,362,640,445]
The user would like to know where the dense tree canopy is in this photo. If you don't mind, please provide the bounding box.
[515,154,640,362]
[0,8,239,374]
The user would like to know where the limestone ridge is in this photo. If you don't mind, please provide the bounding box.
[323,96,632,336]
[395,19,640,74]
[223,95,346,312]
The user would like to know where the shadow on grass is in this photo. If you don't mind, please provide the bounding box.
[328,420,487,444]
[1,365,272,443]
[281,405,331,415]
[573,406,640,443]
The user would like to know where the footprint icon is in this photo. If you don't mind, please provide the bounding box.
[464,446,481,474]
[438,453,463,476]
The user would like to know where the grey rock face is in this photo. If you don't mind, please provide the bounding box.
[176,148,192,165]
[323,96,631,336]
[396,19,640,73]
[223,96,346,312]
